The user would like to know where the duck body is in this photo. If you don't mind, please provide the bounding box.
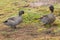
[4,16,22,26]
[3,10,24,29]
[40,13,55,25]
[38,5,56,25]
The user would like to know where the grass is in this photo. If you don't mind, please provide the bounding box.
[0,0,60,40]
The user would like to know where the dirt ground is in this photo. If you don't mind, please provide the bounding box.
[0,23,60,40]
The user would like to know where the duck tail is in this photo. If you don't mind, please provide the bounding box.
[3,20,7,23]
[34,17,42,20]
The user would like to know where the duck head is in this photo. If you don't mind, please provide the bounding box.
[19,10,24,16]
[49,5,54,13]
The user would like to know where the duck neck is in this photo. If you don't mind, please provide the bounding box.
[51,10,54,13]
[51,12,53,14]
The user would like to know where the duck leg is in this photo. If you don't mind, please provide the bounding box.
[13,26,16,29]
[10,25,16,29]
[43,24,51,28]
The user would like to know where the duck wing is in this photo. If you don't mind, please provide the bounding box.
[3,17,16,23]
[40,15,48,19]
[8,17,16,21]
[40,15,50,24]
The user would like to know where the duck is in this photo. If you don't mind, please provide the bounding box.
[36,5,56,27]
[3,10,24,29]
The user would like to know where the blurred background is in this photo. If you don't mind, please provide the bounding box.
[0,0,60,40]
